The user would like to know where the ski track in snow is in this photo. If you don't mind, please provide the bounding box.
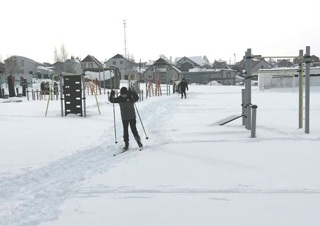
[76,187,320,196]
[0,94,177,226]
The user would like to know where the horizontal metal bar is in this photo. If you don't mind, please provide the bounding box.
[253,55,300,59]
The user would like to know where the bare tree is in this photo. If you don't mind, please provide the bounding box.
[159,54,169,62]
[54,47,60,62]
[60,43,68,62]
[53,44,68,74]
[53,43,68,63]
[129,54,135,62]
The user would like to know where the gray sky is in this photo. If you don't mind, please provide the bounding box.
[1,0,320,64]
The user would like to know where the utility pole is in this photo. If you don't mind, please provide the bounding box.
[123,19,128,59]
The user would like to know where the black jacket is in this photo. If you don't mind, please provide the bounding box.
[178,81,188,92]
[109,91,139,121]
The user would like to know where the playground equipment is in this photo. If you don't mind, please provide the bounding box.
[146,79,154,97]
[220,46,312,137]
[128,71,140,92]
[146,78,171,98]
[85,78,101,95]
[154,79,161,96]
[219,48,258,138]
[253,46,311,133]
[45,73,100,117]
[219,113,245,126]
[0,75,27,99]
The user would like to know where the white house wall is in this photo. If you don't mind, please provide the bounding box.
[258,67,320,90]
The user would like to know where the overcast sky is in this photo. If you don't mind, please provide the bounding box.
[1,0,320,64]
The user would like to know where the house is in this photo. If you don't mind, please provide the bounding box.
[3,55,43,86]
[64,57,82,74]
[0,62,5,86]
[104,54,136,80]
[182,68,236,85]
[81,55,102,71]
[143,58,181,84]
[239,58,272,78]
[258,67,320,90]
[52,61,64,75]
[311,55,320,67]
[36,66,55,79]
[175,56,209,72]
[293,55,320,66]
[0,62,5,74]
[213,59,227,69]
[251,59,272,75]
[277,59,294,68]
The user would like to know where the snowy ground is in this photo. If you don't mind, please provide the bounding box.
[0,83,320,226]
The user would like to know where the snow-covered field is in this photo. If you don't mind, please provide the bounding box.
[1,83,320,226]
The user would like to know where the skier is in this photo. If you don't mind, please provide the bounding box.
[109,87,143,150]
[178,78,189,99]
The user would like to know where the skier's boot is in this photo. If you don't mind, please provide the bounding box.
[135,136,143,148]
[123,142,129,151]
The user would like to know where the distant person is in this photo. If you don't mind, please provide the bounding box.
[109,87,143,150]
[178,78,189,99]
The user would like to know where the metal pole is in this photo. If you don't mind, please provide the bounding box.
[82,73,86,117]
[59,74,64,117]
[103,67,106,94]
[241,89,246,126]
[111,93,118,144]
[146,83,148,99]
[133,102,149,139]
[246,103,251,130]
[245,49,252,130]
[304,46,311,133]
[98,69,101,94]
[251,105,258,138]
[111,68,114,90]
[298,50,303,129]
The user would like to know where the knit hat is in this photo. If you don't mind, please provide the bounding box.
[120,87,128,94]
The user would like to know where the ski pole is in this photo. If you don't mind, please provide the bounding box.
[111,90,118,143]
[133,102,149,139]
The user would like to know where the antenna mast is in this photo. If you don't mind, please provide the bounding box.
[123,19,128,59]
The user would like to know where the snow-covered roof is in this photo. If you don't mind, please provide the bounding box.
[188,56,208,66]
[146,60,154,66]
[176,56,208,67]
[189,67,204,72]
[36,66,54,72]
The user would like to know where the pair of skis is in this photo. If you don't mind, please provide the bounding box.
[113,146,143,156]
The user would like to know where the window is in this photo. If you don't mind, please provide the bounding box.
[21,60,24,66]
[113,61,116,65]
[120,61,123,65]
